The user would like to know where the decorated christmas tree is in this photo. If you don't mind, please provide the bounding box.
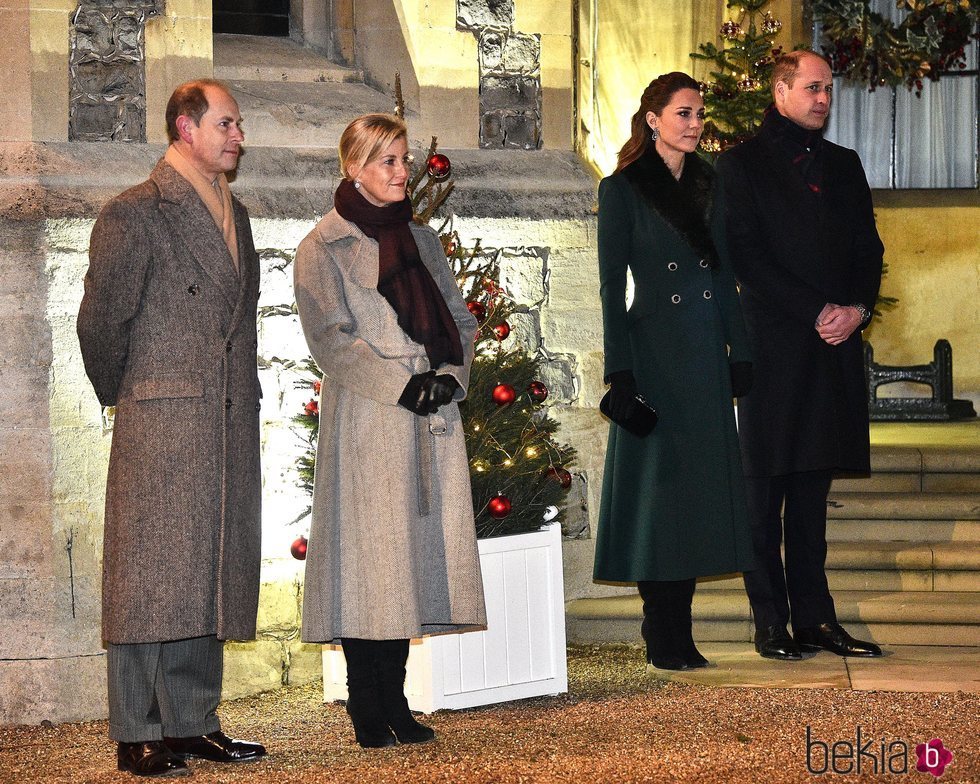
[691,0,784,154]
[288,140,575,543]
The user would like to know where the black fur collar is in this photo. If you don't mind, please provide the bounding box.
[621,145,719,268]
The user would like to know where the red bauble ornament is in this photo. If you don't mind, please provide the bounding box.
[527,380,549,402]
[466,301,487,323]
[487,494,512,519]
[426,153,451,179]
[290,535,308,560]
[547,466,572,489]
[492,321,511,341]
[445,240,457,255]
[304,399,319,416]
[312,379,321,395]
[492,383,517,406]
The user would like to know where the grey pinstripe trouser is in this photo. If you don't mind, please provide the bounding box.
[107,635,223,743]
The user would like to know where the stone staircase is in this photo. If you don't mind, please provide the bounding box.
[565,431,980,647]
[215,34,410,149]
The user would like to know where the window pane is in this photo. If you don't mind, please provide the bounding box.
[895,76,978,188]
[825,80,894,189]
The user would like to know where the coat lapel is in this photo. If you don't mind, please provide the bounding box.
[224,201,258,338]
[152,160,240,311]
[318,210,379,289]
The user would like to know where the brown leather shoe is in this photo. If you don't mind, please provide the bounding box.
[117,741,190,777]
[164,731,266,763]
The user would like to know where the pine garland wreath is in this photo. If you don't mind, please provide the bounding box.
[813,0,980,94]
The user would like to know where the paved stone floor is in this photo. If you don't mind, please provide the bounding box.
[656,642,980,693]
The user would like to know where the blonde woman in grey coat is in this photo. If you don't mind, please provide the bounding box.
[294,114,486,748]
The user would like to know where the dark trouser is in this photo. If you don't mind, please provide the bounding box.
[741,470,838,632]
[107,635,223,743]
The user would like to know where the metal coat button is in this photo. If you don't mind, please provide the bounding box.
[188,284,199,295]
[667,262,678,271]
[226,341,233,352]
[671,294,681,304]
[699,259,710,268]
[703,290,712,299]
[225,398,232,409]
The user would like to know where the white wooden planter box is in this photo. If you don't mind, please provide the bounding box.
[322,522,568,713]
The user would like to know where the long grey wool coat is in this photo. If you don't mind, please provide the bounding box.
[77,159,262,644]
[594,149,755,583]
[294,209,487,643]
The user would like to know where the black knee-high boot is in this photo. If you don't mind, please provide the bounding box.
[636,581,689,671]
[341,638,396,748]
[672,578,708,669]
[376,639,435,744]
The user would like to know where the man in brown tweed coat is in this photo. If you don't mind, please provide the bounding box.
[77,80,266,777]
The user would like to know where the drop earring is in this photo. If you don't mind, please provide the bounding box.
[354,180,362,189]
[651,128,659,142]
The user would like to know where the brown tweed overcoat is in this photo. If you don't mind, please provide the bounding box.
[77,159,262,644]
[294,209,487,643]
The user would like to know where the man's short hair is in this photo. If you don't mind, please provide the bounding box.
[165,79,231,143]
[771,51,831,98]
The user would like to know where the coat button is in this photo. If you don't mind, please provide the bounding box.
[699,259,710,268]
[255,402,261,411]
[225,398,232,409]
[671,294,681,304]
[703,290,712,299]
[188,284,199,295]
[667,262,678,271]
[226,341,233,352]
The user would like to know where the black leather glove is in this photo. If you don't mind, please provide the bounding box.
[730,361,753,398]
[422,374,459,412]
[398,370,436,416]
[606,369,638,421]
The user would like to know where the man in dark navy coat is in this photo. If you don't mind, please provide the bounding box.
[716,51,885,660]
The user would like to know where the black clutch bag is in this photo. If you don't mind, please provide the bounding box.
[599,389,658,437]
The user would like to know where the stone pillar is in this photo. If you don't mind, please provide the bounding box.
[0,215,108,726]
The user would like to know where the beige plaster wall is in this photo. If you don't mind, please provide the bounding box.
[1,2,34,141]
[145,0,213,144]
[864,194,980,403]
[26,1,73,143]
[354,0,573,149]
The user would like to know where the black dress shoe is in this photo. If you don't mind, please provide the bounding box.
[754,625,803,660]
[164,731,267,763]
[794,622,883,657]
[117,741,190,778]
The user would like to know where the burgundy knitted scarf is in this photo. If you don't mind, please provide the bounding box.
[334,178,463,368]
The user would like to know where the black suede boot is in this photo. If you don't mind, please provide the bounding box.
[636,581,689,671]
[341,638,396,748]
[673,578,709,669]
[376,639,435,744]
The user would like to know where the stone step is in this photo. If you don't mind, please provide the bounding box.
[825,492,980,520]
[228,79,404,149]
[565,590,980,646]
[826,519,980,543]
[214,33,362,83]
[7,143,596,222]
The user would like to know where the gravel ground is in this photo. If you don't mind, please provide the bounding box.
[1,645,976,783]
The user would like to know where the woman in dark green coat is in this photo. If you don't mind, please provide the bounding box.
[594,72,755,671]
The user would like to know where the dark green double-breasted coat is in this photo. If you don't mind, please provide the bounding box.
[593,149,755,582]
